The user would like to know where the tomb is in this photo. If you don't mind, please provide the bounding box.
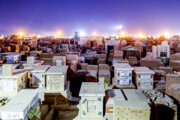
[45,66,70,99]
[113,63,134,88]
[105,89,150,120]
[74,82,105,120]
[30,65,50,88]
[0,64,28,97]
[23,56,44,69]
[0,89,39,120]
[134,67,155,90]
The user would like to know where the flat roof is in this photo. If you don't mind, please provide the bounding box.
[31,65,50,72]
[114,99,149,108]
[23,60,44,65]
[45,66,68,74]
[114,89,150,108]
[80,82,105,97]
[134,67,155,74]
[0,89,38,119]
[107,89,125,100]
[113,63,133,70]
[0,69,28,78]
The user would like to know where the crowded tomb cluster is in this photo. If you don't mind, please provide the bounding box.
[0,34,180,120]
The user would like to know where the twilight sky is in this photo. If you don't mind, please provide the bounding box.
[0,0,180,36]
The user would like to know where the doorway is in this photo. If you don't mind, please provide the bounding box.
[107,45,114,57]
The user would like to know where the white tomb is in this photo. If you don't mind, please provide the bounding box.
[5,53,21,64]
[0,89,39,120]
[23,56,44,69]
[45,66,70,99]
[74,82,105,120]
[152,41,170,58]
[113,63,133,87]
[105,89,150,120]
[152,45,157,58]
[134,67,155,90]
[157,41,170,58]
[30,65,50,88]
[56,60,63,66]
[0,64,28,97]
[105,40,120,53]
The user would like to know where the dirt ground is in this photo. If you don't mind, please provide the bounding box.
[54,110,78,120]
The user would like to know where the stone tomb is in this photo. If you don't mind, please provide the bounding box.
[105,89,126,120]
[0,64,28,97]
[105,40,120,53]
[113,63,134,88]
[45,66,70,99]
[23,56,44,69]
[157,41,170,58]
[111,89,150,120]
[0,89,39,120]
[104,89,150,120]
[52,56,66,66]
[74,82,105,120]
[98,70,111,88]
[2,64,13,76]
[30,65,50,88]
[5,53,21,64]
[134,67,155,90]
[27,56,35,64]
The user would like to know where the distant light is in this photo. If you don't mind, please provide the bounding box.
[79,31,86,36]
[117,25,123,29]
[137,33,146,39]
[92,31,98,36]
[156,34,160,38]
[119,31,126,38]
[116,25,123,30]
[30,34,36,38]
[17,32,24,39]
[164,32,171,38]
[0,35,4,39]
[19,32,24,36]
[55,31,62,38]
[121,32,125,36]
[56,31,61,36]
[116,35,119,39]
[104,34,109,38]
[113,33,117,36]
[37,34,43,38]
